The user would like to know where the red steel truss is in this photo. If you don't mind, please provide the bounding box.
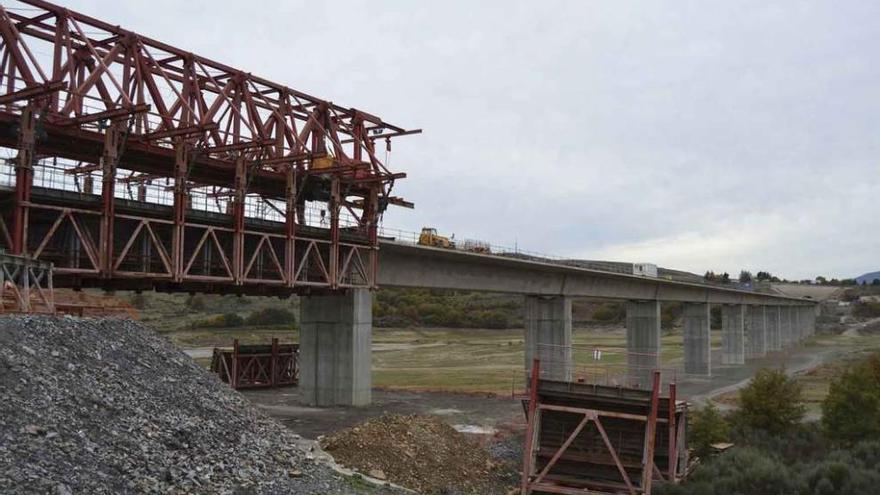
[0,0,419,294]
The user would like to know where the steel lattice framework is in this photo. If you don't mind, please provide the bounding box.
[0,0,418,294]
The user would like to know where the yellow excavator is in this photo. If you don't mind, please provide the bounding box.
[418,227,455,249]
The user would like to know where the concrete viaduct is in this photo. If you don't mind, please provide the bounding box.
[300,241,817,406]
[0,1,815,409]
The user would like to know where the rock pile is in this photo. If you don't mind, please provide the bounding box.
[321,414,515,494]
[0,315,393,494]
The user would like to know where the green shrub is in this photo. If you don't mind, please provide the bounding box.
[592,303,624,323]
[852,302,880,318]
[245,307,296,327]
[655,447,801,495]
[220,312,245,327]
[475,310,509,329]
[690,403,730,458]
[661,303,682,330]
[822,353,880,444]
[191,312,244,329]
[737,368,805,435]
[800,443,880,495]
[185,294,205,311]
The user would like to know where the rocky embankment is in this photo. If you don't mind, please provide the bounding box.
[0,316,394,494]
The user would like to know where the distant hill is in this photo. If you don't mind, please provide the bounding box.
[856,271,880,285]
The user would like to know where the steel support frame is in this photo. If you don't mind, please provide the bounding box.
[0,0,414,294]
[0,251,54,313]
[520,361,669,495]
[211,338,299,389]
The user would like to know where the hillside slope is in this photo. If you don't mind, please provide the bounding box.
[856,271,880,285]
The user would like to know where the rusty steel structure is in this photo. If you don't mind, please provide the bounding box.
[521,360,689,495]
[210,339,299,389]
[0,0,418,296]
[0,248,54,313]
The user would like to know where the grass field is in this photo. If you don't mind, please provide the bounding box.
[714,331,880,416]
[167,324,718,395]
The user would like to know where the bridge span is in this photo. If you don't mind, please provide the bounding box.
[291,241,815,406]
[0,0,817,407]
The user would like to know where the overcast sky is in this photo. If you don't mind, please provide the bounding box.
[64,1,880,280]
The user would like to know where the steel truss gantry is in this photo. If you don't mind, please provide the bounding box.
[0,0,419,295]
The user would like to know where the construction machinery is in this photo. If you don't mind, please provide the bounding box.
[418,227,455,249]
[463,240,491,254]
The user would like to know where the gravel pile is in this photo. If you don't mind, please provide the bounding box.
[321,414,515,495]
[0,315,394,494]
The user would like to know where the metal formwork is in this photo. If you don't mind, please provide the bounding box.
[210,339,299,389]
[521,360,689,495]
[0,0,418,295]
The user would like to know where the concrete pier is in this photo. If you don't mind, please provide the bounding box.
[780,306,793,347]
[721,304,745,365]
[766,306,781,351]
[746,305,767,359]
[804,306,816,337]
[683,303,711,376]
[626,301,661,388]
[524,296,572,381]
[299,289,372,406]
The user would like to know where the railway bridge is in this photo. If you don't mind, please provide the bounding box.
[0,0,815,406]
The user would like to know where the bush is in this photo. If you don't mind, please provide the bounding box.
[799,442,880,495]
[245,307,296,327]
[730,423,830,464]
[185,294,205,311]
[592,303,624,323]
[661,303,682,330]
[737,368,805,435]
[655,447,801,495]
[852,302,880,318]
[822,353,880,444]
[191,312,244,329]
[690,403,730,458]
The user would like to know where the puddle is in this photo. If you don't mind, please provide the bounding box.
[453,424,497,435]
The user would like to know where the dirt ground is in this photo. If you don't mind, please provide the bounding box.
[238,326,880,442]
[241,387,524,441]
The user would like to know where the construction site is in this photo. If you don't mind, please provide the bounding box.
[3,1,880,495]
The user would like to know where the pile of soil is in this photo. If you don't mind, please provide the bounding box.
[321,414,514,494]
[0,315,396,494]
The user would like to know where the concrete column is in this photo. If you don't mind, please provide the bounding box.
[721,304,745,365]
[780,306,793,347]
[524,296,572,382]
[626,301,661,388]
[766,306,781,351]
[806,306,816,337]
[683,303,711,376]
[745,305,767,359]
[299,289,372,406]
[793,306,802,342]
